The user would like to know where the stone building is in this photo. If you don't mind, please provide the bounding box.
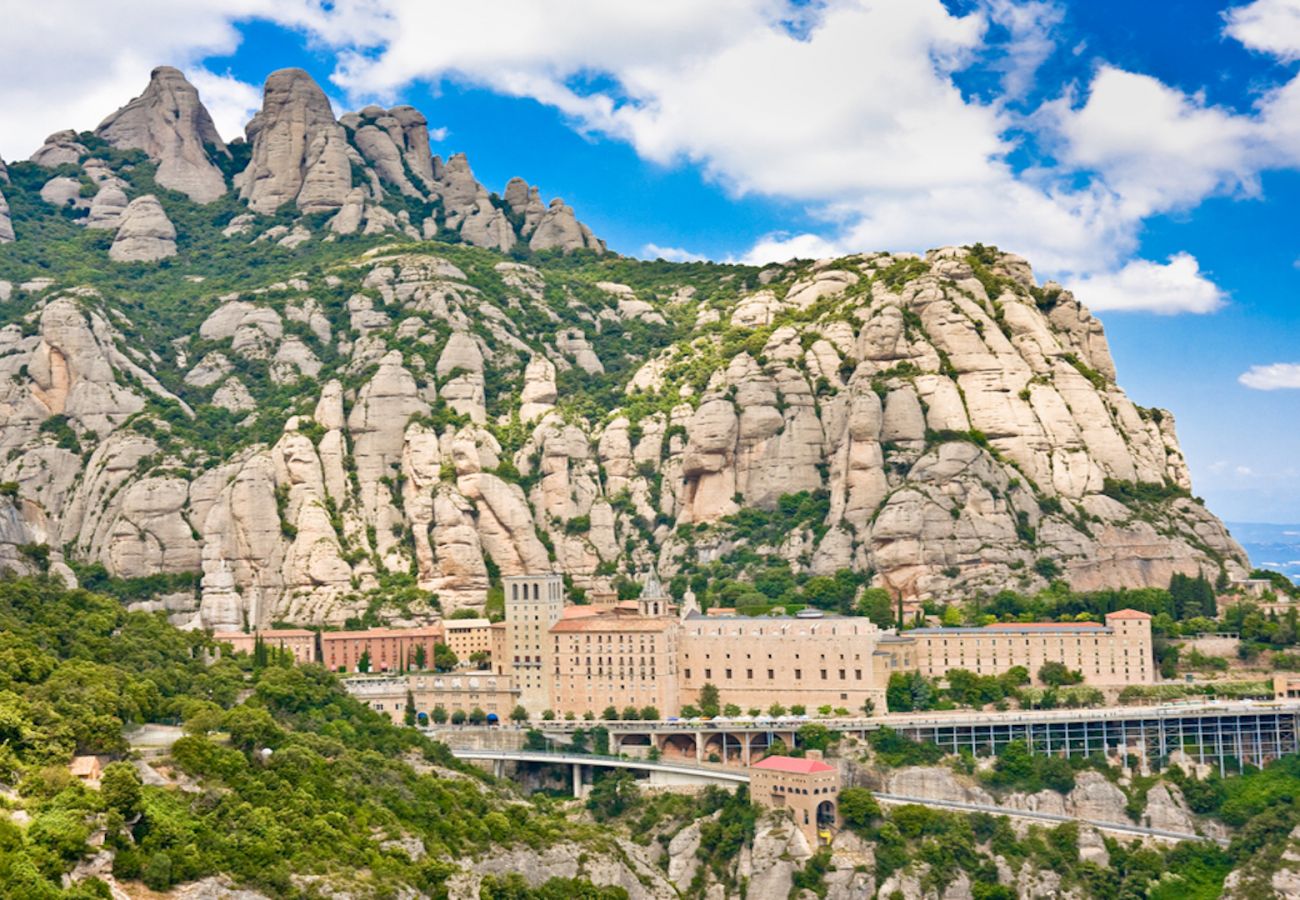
[214,628,318,665]
[504,573,565,708]
[442,617,493,665]
[678,612,888,714]
[549,602,681,717]
[343,671,519,724]
[750,751,839,846]
[906,609,1155,686]
[320,625,443,673]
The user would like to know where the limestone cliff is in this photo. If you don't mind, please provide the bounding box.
[0,68,1244,628]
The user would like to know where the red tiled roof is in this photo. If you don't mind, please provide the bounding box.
[1106,609,1153,620]
[752,755,835,774]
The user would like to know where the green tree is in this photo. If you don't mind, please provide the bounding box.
[1037,661,1082,687]
[510,705,529,723]
[412,644,427,670]
[640,706,659,721]
[698,683,721,717]
[797,723,835,753]
[601,705,619,721]
[100,761,142,818]
[586,771,640,821]
[468,707,486,725]
[856,587,895,627]
[837,787,881,831]
[356,649,371,673]
[450,709,467,725]
[431,705,448,724]
[620,706,639,720]
[433,643,458,673]
[403,690,416,726]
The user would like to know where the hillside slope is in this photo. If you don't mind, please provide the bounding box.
[0,66,1246,627]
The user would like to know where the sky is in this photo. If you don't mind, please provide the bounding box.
[0,0,1298,522]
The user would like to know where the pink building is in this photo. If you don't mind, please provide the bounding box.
[320,625,443,673]
[214,629,318,665]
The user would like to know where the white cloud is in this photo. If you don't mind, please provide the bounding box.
[1040,66,1260,218]
[1224,0,1300,61]
[428,126,449,142]
[642,243,708,263]
[0,0,290,160]
[981,0,1065,98]
[1239,363,1300,390]
[184,67,263,143]
[1063,253,1226,315]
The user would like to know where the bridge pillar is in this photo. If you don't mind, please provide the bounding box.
[742,732,752,767]
[572,763,585,797]
[696,735,703,763]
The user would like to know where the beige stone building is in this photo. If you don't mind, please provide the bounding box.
[214,628,318,665]
[907,609,1155,686]
[443,617,493,664]
[504,573,565,708]
[343,671,519,724]
[550,603,681,717]
[679,612,888,714]
[750,751,840,846]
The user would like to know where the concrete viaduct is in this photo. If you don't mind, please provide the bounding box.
[449,747,1228,846]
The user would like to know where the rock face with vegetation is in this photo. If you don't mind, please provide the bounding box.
[95,66,231,204]
[0,65,1246,627]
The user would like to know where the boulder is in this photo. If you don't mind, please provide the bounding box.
[108,195,177,262]
[530,198,604,253]
[0,187,11,243]
[95,66,230,203]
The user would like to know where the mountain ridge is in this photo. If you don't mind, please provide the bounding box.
[0,65,1247,628]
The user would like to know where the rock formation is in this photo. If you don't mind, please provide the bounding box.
[109,195,177,262]
[235,68,352,214]
[95,66,230,203]
[0,184,12,244]
[530,198,605,253]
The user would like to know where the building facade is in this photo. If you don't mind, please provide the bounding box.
[678,613,888,714]
[504,573,565,708]
[214,629,318,665]
[550,605,680,717]
[907,609,1155,686]
[443,617,493,665]
[750,751,840,846]
[343,671,519,724]
[320,625,443,673]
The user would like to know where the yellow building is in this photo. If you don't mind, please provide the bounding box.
[503,573,565,709]
[908,609,1155,686]
[442,617,493,665]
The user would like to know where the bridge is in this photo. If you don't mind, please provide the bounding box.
[449,747,1227,845]
[445,701,1300,776]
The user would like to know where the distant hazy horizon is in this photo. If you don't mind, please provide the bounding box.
[1227,521,1300,583]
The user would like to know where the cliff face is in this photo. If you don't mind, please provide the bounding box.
[0,67,1246,627]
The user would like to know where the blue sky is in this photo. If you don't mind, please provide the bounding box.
[1,0,1299,522]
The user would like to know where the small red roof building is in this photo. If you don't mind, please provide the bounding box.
[752,755,835,774]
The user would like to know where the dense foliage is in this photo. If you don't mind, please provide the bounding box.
[0,577,607,897]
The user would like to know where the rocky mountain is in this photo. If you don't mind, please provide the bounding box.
[0,65,1246,629]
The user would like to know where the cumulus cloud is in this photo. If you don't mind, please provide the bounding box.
[1239,363,1300,390]
[1063,253,1226,315]
[1224,0,1300,61]
[0,0,286,159]
[1040,66,1260,217]
[185,67,263,143]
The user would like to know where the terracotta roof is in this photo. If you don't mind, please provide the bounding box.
[551,615,674,633]
[985,622,1102,629]
[560,605,605,620]
[752,755,835,774]
[321,626,442,640]
[1106,609,1153,620]
[215,629,316,638]
[69,756,100,776]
